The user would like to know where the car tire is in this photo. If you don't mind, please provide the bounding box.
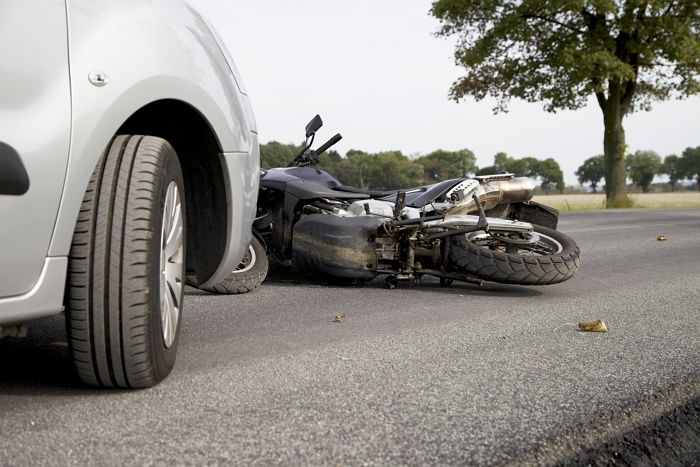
[66,135,186,388]
[186,236,268,294]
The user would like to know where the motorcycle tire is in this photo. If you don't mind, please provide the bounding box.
[187,236,268,294]
[449,225,580,285]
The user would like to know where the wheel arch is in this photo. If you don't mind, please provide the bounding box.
[117,99,228,282]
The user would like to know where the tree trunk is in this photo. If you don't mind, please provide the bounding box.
[602,90,631,208]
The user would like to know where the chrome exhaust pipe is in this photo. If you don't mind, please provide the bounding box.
[446,176,536,215]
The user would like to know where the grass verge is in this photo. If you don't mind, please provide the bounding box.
[531,193,700,212]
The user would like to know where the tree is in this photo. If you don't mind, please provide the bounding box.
[626,150,662,193]
[475,165,500,176]
[416,149,477,180]
[679,146,700,191]
[478,152,563,192]
[662,154,682,191]
[331,149,372,190]
[365,151,424,190]
[315,149,343,175]
[493,152,539,178]
[327,150,424,191]
[260,141,300,169]
[575,155,605,193]
[537,158,565,194]
[431,1,700,207]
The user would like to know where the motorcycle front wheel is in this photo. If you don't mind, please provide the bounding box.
[449,225,580,285]
[187,236,269,294]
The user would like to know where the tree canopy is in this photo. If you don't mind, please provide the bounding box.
[662,154,682,191]
[260,141,302,168]
[416,149,477,180]
[477,152,564,193]
[679,146,700,191]
[575,155,605,192]
[626,150,662,192]
[431,0,700,206]
[260,141,698,193]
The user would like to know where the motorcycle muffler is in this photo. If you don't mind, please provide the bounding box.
[446,176,536,215]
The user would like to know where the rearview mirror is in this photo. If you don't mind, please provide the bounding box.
[305,115,323,138]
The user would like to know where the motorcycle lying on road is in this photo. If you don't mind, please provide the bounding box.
[196,115,580,292]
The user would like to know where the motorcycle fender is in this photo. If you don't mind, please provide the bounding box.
[511,201,559,230]
[292,215,382,279]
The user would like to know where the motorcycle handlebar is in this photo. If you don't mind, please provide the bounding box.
[315,133,342,156]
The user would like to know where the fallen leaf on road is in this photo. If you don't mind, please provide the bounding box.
[578,319,608,332]
[339,356,352,361]
[334,313,345,322]
[657,234,667,241]
[552,320,609,333]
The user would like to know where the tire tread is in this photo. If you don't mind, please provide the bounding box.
[449,225,580,285]
[67,135,184,388]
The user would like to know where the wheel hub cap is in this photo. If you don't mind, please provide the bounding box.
[160,181,183,348]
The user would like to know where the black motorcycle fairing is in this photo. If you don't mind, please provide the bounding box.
[262,166,343,188]
[509,201,559,230]
[332,185,397,198]
[261,167,369,200]
[377,178,465,208]
[262,168,466,208]
[285,167,343,188]
[292,214,382,279]
[286,180,370,201]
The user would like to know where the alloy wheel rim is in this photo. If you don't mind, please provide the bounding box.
[160,181,183,348]
[466,231,564,255]
[234,245,257,273]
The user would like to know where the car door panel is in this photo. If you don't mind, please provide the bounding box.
[0,0,71,297]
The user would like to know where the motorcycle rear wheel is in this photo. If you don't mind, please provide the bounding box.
[449,225,580,285]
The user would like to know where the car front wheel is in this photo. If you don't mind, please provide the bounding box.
[67,135,186,388]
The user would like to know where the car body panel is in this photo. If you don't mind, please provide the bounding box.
[202,138,260,288]
[0,0,258,324]
[0,258,68,325]
[49,0,257,258]
[0,0,71,297]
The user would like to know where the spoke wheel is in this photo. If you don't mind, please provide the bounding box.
[474,231,564,256]
[187,236,268,294]
[449,225,580,285]
[234,244,257,273]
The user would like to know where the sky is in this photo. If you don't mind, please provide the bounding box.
[190,0,700,186]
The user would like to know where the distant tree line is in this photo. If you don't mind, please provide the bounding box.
[576,147,700,193]
[260,142,565,193]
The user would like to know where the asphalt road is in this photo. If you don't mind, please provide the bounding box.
[1,208,699,465]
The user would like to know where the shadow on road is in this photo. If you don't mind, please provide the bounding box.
[184,275,544,299]
[256,271,544,299]
[3,275,541,392]
[0,315,97,395]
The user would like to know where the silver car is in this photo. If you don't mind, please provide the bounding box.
[0,0,259,387]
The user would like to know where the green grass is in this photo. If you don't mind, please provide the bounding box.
[531,193,700,212]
